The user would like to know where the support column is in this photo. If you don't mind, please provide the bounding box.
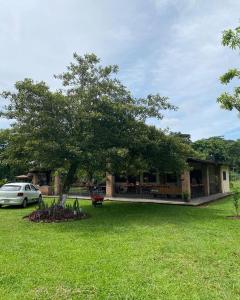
[156,171,160,184]
[106,173,115,197]
[140,172,144,184]
[219,166,223,193]
[32,173,38,185]
[181,170,191,200]
[202,165,210,196]
[54,175,61,195]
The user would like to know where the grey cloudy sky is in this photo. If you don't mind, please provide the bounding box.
[1,0,240,140]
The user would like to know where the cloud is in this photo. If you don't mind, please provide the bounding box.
[140,0,240,140]
[0,0,240,141]
[152,0,198,12]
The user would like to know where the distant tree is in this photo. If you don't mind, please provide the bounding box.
[228,139,240,172]
[217,25,240,112]
[1,53,192,203]
[193,136,240,172]
[170,132,192,144]
[192,136,230,162]
[0,129,27,181]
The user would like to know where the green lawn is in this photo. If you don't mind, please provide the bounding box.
[1,197,240,300]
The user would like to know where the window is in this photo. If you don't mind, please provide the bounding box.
[25,185,31,191]
[223,171,227,181]
[30,185,37,191]
[0,185,21,191]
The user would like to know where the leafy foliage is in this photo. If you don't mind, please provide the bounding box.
[25,198,86,222]
[0,129,28,181]
[228,140,240,172]
[232,188,240,217]
[193,136,240,172]
[217,26,240,112]
[192,136,230,162]
[1,53,192,195]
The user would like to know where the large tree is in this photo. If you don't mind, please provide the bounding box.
[0,129,27,182]
[228,139,240,172]
[192,136,230,162]
[193,136,240,172]
[1,53,192,200]
[217,25,240,112]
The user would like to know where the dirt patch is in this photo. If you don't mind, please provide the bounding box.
[226,215,240,220]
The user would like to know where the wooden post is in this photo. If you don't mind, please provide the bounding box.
[54,175,61,195]
[181,170,191,199]
[32,173,38,185]
[106,173,115,197]
[202,165,210,196]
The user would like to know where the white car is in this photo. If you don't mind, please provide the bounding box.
[0,182,42,208]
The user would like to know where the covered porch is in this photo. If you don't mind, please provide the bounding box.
[106,158,230,200]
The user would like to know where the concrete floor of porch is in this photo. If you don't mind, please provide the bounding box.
[69,192,231,206]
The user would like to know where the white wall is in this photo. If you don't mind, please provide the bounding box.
[220,165,230,193]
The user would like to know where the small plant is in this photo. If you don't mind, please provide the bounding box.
[182,191,190,202]
[232,189,240,217]
[25,197,87,222]
[38,198,46,210]
[73,198,81,215]
[0,178,7,187]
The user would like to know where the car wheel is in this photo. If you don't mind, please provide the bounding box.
[22,198,28,208]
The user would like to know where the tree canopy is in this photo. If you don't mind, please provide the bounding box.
[217,25,240,112]
[192,136,230,162]
[1,53,193,194]
[0,129,27,183]
[192,136,240,172]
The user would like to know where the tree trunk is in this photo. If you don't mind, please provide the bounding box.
[58,162,79,206]
[87,170,94,194]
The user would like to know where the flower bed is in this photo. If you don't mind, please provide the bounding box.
[24,199,88,222]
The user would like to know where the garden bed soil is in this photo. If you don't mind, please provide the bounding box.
[23,206,89,223]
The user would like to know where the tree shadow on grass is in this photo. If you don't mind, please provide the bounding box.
[0,202,38,210]
[42,200,228,234]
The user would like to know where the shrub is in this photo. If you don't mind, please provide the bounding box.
[0,179,7,187]
[182,192,190,202]
[232,189,240,217]
[25,198,87,222]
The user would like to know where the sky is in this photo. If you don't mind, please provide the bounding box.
[0,0,240,141]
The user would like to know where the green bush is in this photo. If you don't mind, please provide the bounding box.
[182,191,190,202]
[232,188,240,216]
[0,179,7,187]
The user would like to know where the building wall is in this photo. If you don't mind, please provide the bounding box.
[54,175,61,195]
[220,165,230,193]
[181,170,191,199]
[106,173,115,197]
[39,185,53,195]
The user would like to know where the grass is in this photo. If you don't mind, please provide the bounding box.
[0,196,240,299]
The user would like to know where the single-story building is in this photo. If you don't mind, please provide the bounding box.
[18,158,230,200]
[105,158,230,200]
